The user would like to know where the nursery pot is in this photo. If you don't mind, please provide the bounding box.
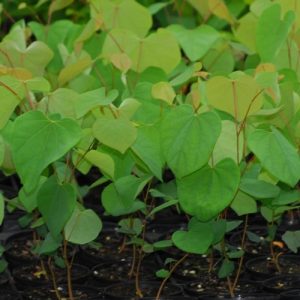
[280,289,300,299]
[262,274,300,293]
[184,278,260,298]
[92,258,158,286]
[245,255,300,280]
[5,231,39,267]
[22,284,102,300]
[13,263,90,290]
[104,281,182,299]
[0,288,21,300]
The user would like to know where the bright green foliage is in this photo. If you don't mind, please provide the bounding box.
[218,260,235,278]
[276,0,300,30]
[10,111,81,192]
[239,178,280,199]
[234,12,257,53]
[282,231,300,253]
[0,135,4,166]
[231,191,257,216]
[204,46,235,75]
[272,190,300,206]
[256,4,295,62]
[152,82,176,105]
[39,88,78,119]
[0,0,300,264]
[172,218,214,254]
[19,177,47,212]
[37,176,76,237]
[84,150,115,178]
[36,233,62,255]
[168,24,220,61]
[102,28,181,74]
[58,55,93,86]
[177,159,240,221]
[64,207,102,244]
[0,76,24,130]
[212,120,244,163]
[248,127,300,186]
[75,88,118,118]
[25,77,51,92]
[90,0,152,37]
[206,74,263,121]
[161,105,221,178]
[93,116,137,154]
[102,175,151,216]
[0,193,4,225]
[0,25,53,76]
[49,0,74,13]
[132,122,164,180]
[29,20,75,72]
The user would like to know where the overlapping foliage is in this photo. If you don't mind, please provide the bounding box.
[0,0,299,265]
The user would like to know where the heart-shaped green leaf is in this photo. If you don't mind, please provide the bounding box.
[256,4,295,62]
[90,0,152,37]
[206,74,263,121]
[102,28,181,74]
[0,193,4,226]
[172,219,214,254]
[0,40,53,76]
[64,207,102,245]
[29,20,74,72]
[0,135,4,166]
[93,117,137,154]
[19,177,47,213]
[231,191,257,216]
[37,176,76,237]
[39,88,79,118]
[168,24,220,61]
[102,175,151,216]
[11,111,81,192]
[177,158,240,221]
[212,120,244,163]
[152,82,176,105]
[161,105,221,178]
[75,88,118,118]
[132,122,164,180]
[84,150,115,179]
[248,127,300,187]
[239,178,280,199]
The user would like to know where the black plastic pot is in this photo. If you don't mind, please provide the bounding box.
[278,210,300,232]
[245,255,300,280]
[78,222,124,266]
[0,289,21,300]
[0,272,9,286]
[22,284,102,300]
[184,278,260,298]
[197,294,279,299]
[104,281,182,299]
[262,275,300,293]
[280,289,300,299]
[229,226,271,257]
[13,263,90,290]
[174,255,220,282]
[92,258,158,286]
[146,222,187,243]
[141,298,197,300]
[5,231,38,267]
